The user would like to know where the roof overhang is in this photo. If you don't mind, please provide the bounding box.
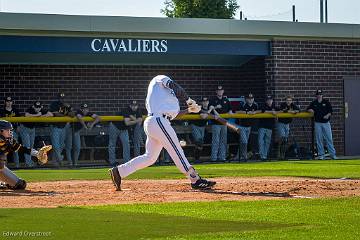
[0,12,358,66]
[0,12,359,40]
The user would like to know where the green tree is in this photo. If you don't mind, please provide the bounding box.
[161,0,239,19]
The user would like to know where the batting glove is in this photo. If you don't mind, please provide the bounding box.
[188,104,201,113]
[186,97,196,106]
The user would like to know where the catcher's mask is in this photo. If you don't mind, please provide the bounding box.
[0,120,13,140]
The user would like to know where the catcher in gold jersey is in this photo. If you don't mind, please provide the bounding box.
[0,120,51,190]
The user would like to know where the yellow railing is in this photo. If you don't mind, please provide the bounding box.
[0,116,124,123]
[0,112,313,123]
[177,112,313,120]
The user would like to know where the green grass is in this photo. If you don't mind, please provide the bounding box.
[1,197,359,240]
[14,159,360,182]
[3,160,360,239]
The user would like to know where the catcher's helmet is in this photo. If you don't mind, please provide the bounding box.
[0,120,13,131]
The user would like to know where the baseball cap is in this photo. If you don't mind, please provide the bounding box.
[201,97,209,102]
[246,93,254,99]
[130,100,138,106]
[80,103,88,109]
[216,85,224,91]
[4,96,12,102]
[315,89,323,95]
[0,120,13,130]
[33,101,42,108]
[265,95,273,100]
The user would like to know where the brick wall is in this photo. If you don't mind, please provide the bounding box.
[1,39,358,156]
[0,57,265,114]
[266,40,360,155]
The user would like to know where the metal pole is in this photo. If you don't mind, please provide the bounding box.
[292,5,296,22]
[311,118,315,159]
[325,0,328,23]
[240,11,243,20]
[320,0,324,23]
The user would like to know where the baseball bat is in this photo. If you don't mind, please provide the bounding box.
[201,110,241,134]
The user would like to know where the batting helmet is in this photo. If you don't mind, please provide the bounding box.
[0,120,13,131]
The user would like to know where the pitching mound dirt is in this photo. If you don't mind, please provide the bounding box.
[1,177,359,208]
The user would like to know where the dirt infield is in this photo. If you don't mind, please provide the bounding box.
[1,177,359,208]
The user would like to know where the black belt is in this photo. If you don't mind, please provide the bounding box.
[148,113,171,120]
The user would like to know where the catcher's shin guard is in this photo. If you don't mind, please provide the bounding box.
[0,166,21,187]
[109,167,122,191]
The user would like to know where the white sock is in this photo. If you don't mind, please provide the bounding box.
[187,167,200,183]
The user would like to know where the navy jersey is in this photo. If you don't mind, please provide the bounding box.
[236,102,259,127]
[307,99,333,123]
[22,107,50,129]
[209,96,232,125]
[278,102,300,124]
[0,107,21,128]
[209,96,232,114]
[128,107,143,129]
[113,108,131,130]
[191,106,209,127]
[258,103,278,129]
[74,110,96,132]
[49,100,68,128]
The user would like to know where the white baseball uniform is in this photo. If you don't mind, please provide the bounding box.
[117,75,200,183]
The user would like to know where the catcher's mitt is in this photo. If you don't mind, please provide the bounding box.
[37,145,52,165]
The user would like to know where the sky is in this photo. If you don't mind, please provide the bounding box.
[0,0,359,24]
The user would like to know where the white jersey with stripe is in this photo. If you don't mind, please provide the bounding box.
[146,75,180,120]
[117,74,200,184]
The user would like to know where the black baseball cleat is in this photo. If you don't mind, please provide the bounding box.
[109,167,122,191]
[191,178,216,190]
[6,179,27,190]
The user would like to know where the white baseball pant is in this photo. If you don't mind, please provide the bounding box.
[117,115,200,183]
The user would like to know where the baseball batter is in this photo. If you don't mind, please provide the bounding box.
[0,120,51,190]
[109,75,216,190]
